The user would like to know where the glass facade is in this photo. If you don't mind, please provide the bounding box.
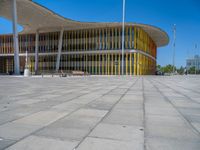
[0,25,157,75]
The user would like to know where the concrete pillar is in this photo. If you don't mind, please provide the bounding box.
[56,29,64,72]
[12,0,20,75]
[35,30,39,74]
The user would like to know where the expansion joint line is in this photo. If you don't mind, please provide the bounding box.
[148,78,200,137]
[3,78,126,149]
[142,77,147,150]
[74,77,140,149]
[152,78,200,104]
[0,79,105,126]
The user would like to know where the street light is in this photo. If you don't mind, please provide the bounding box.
[195,44,197,74]
[121,0,126,75]
[172,24,176,74]
[12,0,20,75]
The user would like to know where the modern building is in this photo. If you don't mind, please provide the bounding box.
[0,0,169,75]
[186,55,200,70]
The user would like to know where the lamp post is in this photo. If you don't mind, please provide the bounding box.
[172,24,176,74]
[195,44,197,75]
[121,0,126,75]
[12,0,20,75]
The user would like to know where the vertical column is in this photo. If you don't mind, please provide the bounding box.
[102,54,104,75]
[126,53,128,75]
[134,53,137,75]
[12,0,20,75]
[137,53,140,75]
[130,53,132,75]
[115,53,117,75]
[118,53,121,75]
[108,53,110,75]
[95,54,98,75]
[111,53,114,75]
[99,54,101,75]
[92,54,94,75]
[105,54,107,75]
[56,29,64,71]
[35,30,39,74]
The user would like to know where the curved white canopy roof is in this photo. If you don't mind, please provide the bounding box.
[0,0,169,47]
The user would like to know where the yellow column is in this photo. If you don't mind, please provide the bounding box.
[125,27,128,49]
[134,53,137,75]
[140,55,142,75]
[111,53,114,75]
[75,31,76,51]
[148,58,150,75]
[108,53,110,75]
[141,55,143,75]
[92,54,94,75]
[131,27,133,48]
[144,56,145,75]
[99,54,101,75]
[105,54,107,75]
[140,54,142,75]
[112,28,114,49]
[137,53,140,75]
[108,28,110,50]
[130,53,132,75]
[143,56,146,75]
[134,27,137,49]
[102,54,104,75]
[86,55,88,73]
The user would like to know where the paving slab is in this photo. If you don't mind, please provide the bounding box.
[76,137,143,150]
[146,137,200,150]
[0,76,199,150]
[0,122,41,140]
[5,136,78,150]
[13,111,69,126]
[0,139,16,150]
[89,123,144,142]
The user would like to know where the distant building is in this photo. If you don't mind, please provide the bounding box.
[186,55,200,70]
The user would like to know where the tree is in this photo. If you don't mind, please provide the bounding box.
[161,64,175,73]
[157,65,161,71]
[177,66,185,75]
[156,64,176,74]
[188,66,195,74]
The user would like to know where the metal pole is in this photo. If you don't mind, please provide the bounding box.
[186,49,189,75]
[12,0,20,75]
[121,0,126,75]
[172,24,176,74]
[195,44,197,74]
[198,45,200,74]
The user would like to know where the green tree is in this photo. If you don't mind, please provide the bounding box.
[157,65,161,71]
[188,66,195,74]
[177,66,185,75]
[157,64,178,74]
[162,64,175,73]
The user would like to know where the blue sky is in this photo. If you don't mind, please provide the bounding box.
[0,0,200,67]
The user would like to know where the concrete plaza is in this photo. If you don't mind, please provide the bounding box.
[0,75,200,150]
